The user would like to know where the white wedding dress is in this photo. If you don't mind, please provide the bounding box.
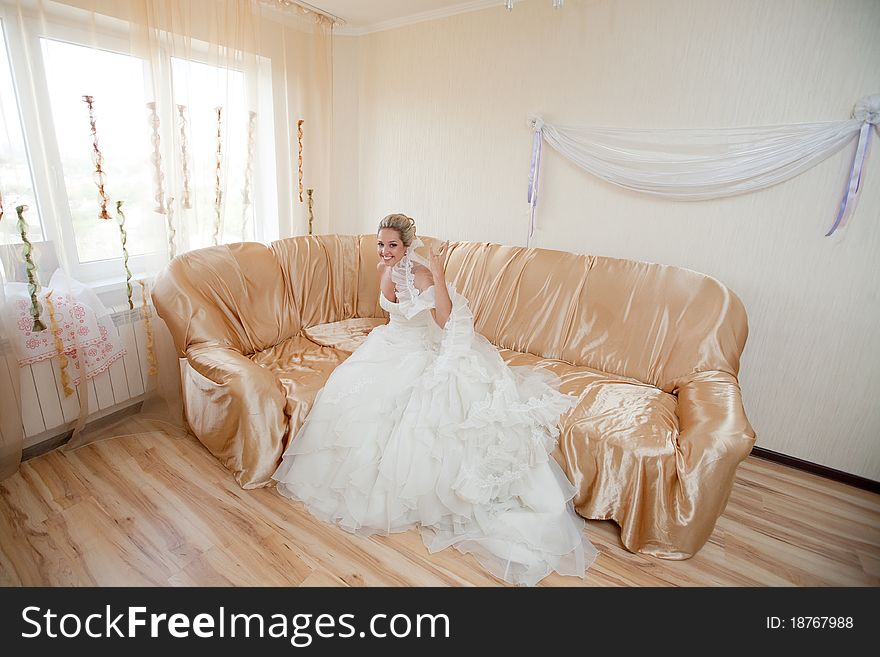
[272,241,597,586]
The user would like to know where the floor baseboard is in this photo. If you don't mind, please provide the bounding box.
[750,446,879,494]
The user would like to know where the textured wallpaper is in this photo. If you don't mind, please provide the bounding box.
[330,0,880,479]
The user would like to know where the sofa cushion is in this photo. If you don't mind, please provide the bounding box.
[304,318,388,352]
[498,348,679,518]
[251,335,352,445]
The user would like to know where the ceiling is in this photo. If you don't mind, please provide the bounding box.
[301,0,502,34]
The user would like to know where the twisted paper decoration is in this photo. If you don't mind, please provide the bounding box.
[307,188,314,235]
[177,105,192,209]
[16,205,46,332]
[165,196,177,259]
[82,95,112,220]
[242,111,257,240]
[146,102,166,214]
[297,119,304,202]
[137,280,158,377]
[116,201,134,310]
[44,291,74,397]
[213,106,223,246]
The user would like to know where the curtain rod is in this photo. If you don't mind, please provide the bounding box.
[287,1,346,25]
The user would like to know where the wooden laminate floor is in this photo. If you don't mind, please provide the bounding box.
[1,417,878,587]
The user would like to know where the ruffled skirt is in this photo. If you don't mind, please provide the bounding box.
[272,322,597,586]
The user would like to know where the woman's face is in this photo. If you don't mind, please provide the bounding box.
[377,228,406,267]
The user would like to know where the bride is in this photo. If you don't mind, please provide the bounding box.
[272,214,597,586]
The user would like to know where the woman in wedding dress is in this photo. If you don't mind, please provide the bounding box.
[272,214,597,586]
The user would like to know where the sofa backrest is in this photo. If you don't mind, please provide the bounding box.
[441,240,589,362]
[151,242,295,357]
[369,237,748,393]
[154,234,748,391]
[270,234,364,329]
[564,255,747,391]
[355,234,388,319]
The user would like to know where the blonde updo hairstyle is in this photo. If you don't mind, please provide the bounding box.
[377,213,417,246]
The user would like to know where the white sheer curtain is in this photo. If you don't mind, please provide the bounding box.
[527,94,879,242]
[0,0,332,474]
[0,280,23,479]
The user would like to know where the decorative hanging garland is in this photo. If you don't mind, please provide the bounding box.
[297,119,304,203]
[44,291,74,397]
[306,188,314,235]
[213,106,223,246]
[177,104,192,209]
[165,196,177,259]
[15,205,46,332]
[137,279,158,377]
[81,95,112,221]
[146,102,167,215]
[115,201,134,310]
[242,111,257,240]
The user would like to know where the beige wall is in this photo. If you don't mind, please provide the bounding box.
[330,35,361,235]
[329,0,880,480]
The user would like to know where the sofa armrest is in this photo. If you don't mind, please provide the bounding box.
[660,370,755,555]
[183,346,289,488]
[675,371,755,472]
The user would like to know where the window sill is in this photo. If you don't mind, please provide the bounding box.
[88,274,156,311]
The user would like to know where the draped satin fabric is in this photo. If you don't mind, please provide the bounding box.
[151,234,754,558]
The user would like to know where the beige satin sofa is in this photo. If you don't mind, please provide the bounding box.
[152,234,755,559]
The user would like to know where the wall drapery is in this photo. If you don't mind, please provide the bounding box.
[527,95,879,244]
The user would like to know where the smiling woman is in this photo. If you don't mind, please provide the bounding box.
[272,215,597,586]
[377,231,405,263]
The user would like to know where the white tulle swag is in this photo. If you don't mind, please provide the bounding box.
[527,94,878,237]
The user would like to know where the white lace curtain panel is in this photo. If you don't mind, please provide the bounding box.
[526,94,879,243]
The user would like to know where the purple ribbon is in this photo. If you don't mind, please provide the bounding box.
[826,121,872,236]
[527,122,543,246]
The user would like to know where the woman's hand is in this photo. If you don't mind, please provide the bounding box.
[429,241,449,281]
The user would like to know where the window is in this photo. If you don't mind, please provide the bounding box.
[41,38,161,265]
[0,3,276,287]
[0,18,43,246]
[170,56,252,251]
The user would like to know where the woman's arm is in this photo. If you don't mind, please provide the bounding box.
[428,241,451,328]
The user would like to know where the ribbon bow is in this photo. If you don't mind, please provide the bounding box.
[826,94,879,236]
[526,114,545,246]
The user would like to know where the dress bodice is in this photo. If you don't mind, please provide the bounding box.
[381,242,441,331]
[379,289,441,342]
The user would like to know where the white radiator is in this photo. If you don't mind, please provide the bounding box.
[19,303,155,448]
